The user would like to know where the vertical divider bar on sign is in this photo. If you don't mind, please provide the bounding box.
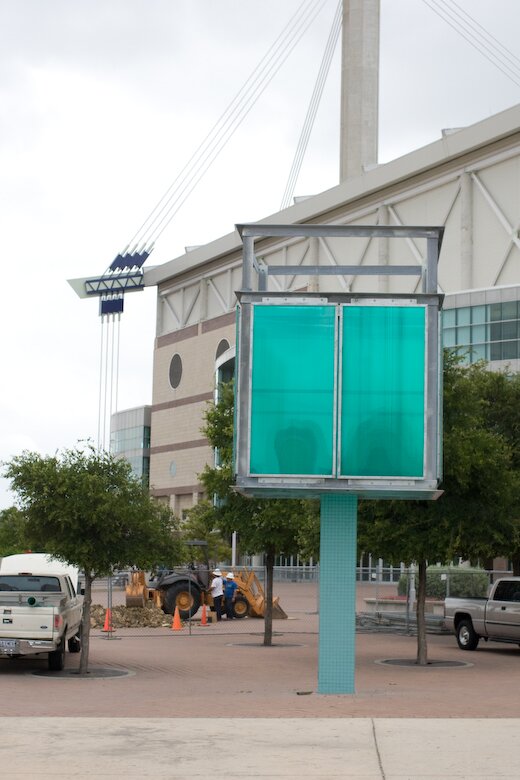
[335,302,342,479]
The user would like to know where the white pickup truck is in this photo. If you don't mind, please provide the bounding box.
[0,553,83,671]
[444,576,520,650]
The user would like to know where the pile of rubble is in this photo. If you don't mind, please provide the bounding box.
[90,604,171,629]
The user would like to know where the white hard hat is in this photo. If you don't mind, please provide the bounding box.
[212,569,222,576]
[226,572,234,579]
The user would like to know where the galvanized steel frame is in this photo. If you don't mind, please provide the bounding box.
[234,223,444,500]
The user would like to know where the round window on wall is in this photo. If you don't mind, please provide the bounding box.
[216,339,230,359]
[169,353,182,389]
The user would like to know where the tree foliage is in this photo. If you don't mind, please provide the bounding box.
[473,368,520,571]
[0,507,30,557]
[358,353,518,663]
[3,444,183,672]
[180,499,231,563]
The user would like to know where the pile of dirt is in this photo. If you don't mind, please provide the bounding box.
[90,604,171,628]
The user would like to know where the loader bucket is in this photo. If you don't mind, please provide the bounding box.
[227,568,287,619]
[272,597,288,620]
[125,571,148,608]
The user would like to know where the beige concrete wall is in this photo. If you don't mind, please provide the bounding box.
[149,317,235,508]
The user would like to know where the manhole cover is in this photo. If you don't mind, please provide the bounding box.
[32,667,133,679]
[376,658,472,668]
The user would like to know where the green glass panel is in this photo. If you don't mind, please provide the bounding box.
[490,303,502,321]
[503,340,518,359]
[457,307,470,326]
[490,342,502,360]
[250,305,336,475]
[502,300,518,320]
[457,326,470,345]
[340,306,425,477]
[471,324,486,343]
[502,320,517,340]
[471,305,486,325]
[470,343,487,362]
[490,323,502,341]
[442,328,456,347]
[442,309,456,327]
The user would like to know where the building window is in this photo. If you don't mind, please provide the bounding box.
[111,425,151,453]
[216,339,230,359]
[169,353,182,388]
[442,301,520,364]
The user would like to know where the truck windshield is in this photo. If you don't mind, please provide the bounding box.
[0,576,61,592]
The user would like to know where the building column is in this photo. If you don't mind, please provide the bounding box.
[378,204,389,293]
[308,237,320,293]
[460,172,473,289]
[340,0,380,181]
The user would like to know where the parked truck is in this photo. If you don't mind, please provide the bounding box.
[444,576,520,650]
[0,553,83,671]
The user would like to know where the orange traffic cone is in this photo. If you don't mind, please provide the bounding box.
[102,608,113,633]
[171,606,182,631]
[201,604,208,626]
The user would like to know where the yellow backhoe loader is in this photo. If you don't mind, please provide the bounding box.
[125,540,287,620]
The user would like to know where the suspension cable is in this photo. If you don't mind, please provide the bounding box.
[280,0,341,210]
[423,0,520,88]
[125,0,331,250]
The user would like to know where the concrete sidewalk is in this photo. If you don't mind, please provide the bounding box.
[3,580,520,777]
[2,717,518,778]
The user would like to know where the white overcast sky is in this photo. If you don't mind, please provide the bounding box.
[1,0,519,508]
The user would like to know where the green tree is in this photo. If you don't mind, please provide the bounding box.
[197,381,315,645]
[3,444,183,673]
[358,353,516,664]
[474,368,520,571]
[0,507,31,556]
[181,499,231,563]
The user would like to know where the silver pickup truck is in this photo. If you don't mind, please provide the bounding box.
[0,554,83,671]
[445,576,520,650]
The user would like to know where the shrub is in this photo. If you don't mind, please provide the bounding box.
[397,567,489,599]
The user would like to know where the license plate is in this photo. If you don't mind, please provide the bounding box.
[0,639,17,650]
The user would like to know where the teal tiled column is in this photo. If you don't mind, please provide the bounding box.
[318,493,357,694]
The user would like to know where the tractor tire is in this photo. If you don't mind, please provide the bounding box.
[232,595,249,619]
[48,637,66,671]
[164,582,201,620]
[456,618,480,650]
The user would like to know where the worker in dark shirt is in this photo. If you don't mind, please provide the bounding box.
[224,572,238,619]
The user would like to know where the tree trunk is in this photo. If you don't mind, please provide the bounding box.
[512,557,520,576]
[416,559,428,666]
[263,547,275,647]
[79,572,93,675]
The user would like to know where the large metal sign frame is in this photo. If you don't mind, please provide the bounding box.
[234,224,444,501]
[233,222,444,695]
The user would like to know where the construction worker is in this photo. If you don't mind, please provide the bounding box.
[224,572,238,619]
[210,569,223,621]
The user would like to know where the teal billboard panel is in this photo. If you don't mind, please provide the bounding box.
[250,304,336,476]
[340,305,426,477]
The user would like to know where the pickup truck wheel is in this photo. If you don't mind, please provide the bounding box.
[232,595,249,619]
[457,619,479,650]
[164,583,201,620]
[48,637,66,671]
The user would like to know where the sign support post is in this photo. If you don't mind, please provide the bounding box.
[318,493,358,694]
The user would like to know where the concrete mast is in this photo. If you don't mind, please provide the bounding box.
[340,0,380,181]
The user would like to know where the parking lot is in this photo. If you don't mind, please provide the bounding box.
[2,580,520,719]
